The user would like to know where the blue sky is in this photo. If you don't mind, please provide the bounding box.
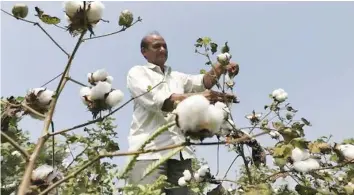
[2,1,354,190]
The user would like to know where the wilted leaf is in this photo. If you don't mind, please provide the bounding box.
[205,61,212,66]
[40,14,61,25]
[301,118,311,126]
[210,42,218,55]
[221,42,230,53]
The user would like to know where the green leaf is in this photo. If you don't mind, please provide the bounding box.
[202,37,212,45]
[272,122,284,131]
[147,85,152,92]
[200,69,206,74]
[290,138,308,149]
[16,96,24,102]
[210,42,218,55]
[274,157,287,168]
[221,41,230,53]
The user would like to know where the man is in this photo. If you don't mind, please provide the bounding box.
[126,31,238,194]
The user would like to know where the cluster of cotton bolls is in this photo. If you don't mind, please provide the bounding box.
[63,1,105,35]
[31,164,63,194]
[80,69,124,118]
[217,52,232,66]
[174,95,235,141]
[291,147,320,173]
[272,88,288,103]
[178,165,211,186]
[24,87,55,120]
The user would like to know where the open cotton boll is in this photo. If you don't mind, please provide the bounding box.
[80,87,91,105]
[105,89,124,107]
[37,89,54,105]
[197,165,210,177]
[272,88,285,98]
[291,147,310,162]
[276,92,288,102]
[31,164,54,181]
[194,173,203,182]
[338,144,354,160]
[92,69,109,82]
[217,52,231,65]
[204,104,224,134]
[183,170,192,181]
[29,87,46,96]
[293,158,320,172]
[214,101,230,118]
[90,81,112,100]
[64,1,84,18]
[87,1,105,23]
[175,95,210,131]
[178,177,187,186]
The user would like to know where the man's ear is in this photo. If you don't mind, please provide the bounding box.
[141,47,147,59]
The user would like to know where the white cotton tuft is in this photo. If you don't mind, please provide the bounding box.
[194,172,203,182]
[11,151,21,157]
[87,1,105,23]
[90,81,112,100]
[183,170,192,181]
[271,88,288,102]
[37,89,54,105]
[80,87,91,104]
[338,144,354,160]
[214,101,230,118]
[175,95,210,131]
[291,147,310,162]
[269,130,281,139]
[105,89,124,107]
[217,52,231,65]
[31,164,54,181]
[105,76,114,83]
[197,165,210,177]
[293,158,320,172]
[92,69,109,82]
[205,104,224,133]
[178,177,187,186]
[64,1,84,18]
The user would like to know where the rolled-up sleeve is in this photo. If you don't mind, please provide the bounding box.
[127,67,173,112]
[180,73,206,93]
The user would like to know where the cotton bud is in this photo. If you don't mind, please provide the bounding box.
[272,88,288,102]
[64,1,84,18]
[105,89,124,107]
[217,52,231,65]
[87,1,105,23]
[178,177,187,186]
[119,9,134,27]
[90,81,112,100]
[12,4,28,19]
[291,147,310,162]
[183,170,192,181]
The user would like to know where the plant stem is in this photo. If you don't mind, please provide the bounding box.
[1,131,30,161]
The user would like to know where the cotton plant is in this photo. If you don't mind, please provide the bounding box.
[79,69,124,118]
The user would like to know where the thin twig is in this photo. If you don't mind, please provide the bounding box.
[81,17,142,42]
[66,77,88,87]
[239,145,252,184]
[223,155,240,179]
[1,131,30,161]
[17,31,87,195]
[1,9,70,57]
[41,72,64,87]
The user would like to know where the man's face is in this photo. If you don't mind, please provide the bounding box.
[142,35,168,66]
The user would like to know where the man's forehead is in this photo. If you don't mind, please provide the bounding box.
[146,35,165,43]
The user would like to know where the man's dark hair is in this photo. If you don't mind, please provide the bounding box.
[140,31,161,49]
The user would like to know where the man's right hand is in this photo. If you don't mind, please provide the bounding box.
[201,89,236,104]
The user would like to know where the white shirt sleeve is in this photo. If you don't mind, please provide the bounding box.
[179,73,206,93]
[127,66,173,112]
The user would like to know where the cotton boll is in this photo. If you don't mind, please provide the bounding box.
[92,69,108,82]
[194,173,203,182]
[29,87,46,96]
[90,81,111,100]
[217,53,231,65]
[178,177,187,186]
[197,165,210,177]
[269,130,281,139]
[37,89,54,105]
[175,95,210,131]
[31,164,54,181]
[80,87,91,105]
[87,1,104,23]
[338,144,354,160]
[291,147,310,162]
[293,158,320,172]
[64,1,83,18]
[105,89,124,107]
[272,88,284,98]
[276,92,288,102]
[214,101,230,118]
[183,170,192,181]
